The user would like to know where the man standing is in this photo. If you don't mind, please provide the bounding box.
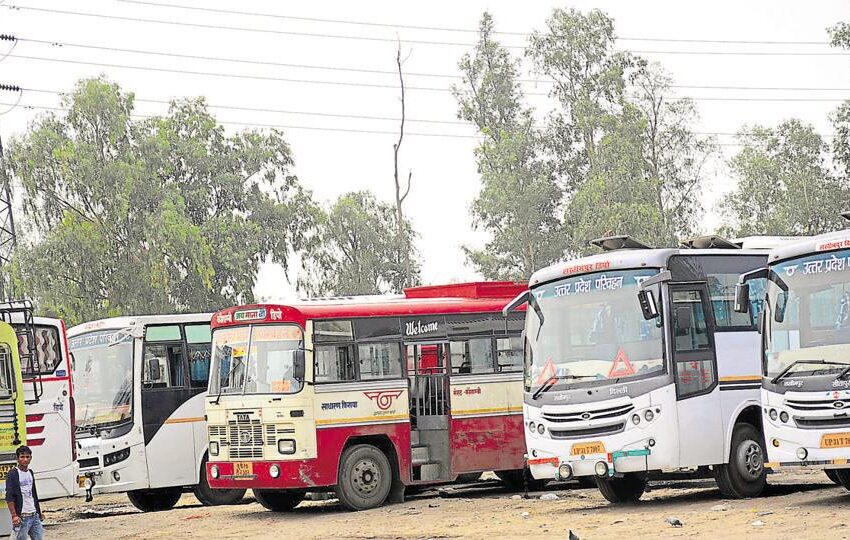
[5,446,43,539]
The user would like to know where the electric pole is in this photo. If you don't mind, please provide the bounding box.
[0,83,21,300]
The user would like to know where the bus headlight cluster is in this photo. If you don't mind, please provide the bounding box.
[269,464,281,478]
[210,465,220,479]
[103,447,131,466]
[278,439,296,455]
[767,408,790,423]
[631,408,660,426]
[209,441,219,457]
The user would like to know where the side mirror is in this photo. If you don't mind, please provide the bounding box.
[293,349,306,382]
[775,291,788,323]
[734,283,750,314]
[638,290,659,320]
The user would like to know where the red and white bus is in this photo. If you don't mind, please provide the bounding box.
[205,282,530,511]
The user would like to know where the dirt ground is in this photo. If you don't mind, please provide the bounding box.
[40,470,850,539]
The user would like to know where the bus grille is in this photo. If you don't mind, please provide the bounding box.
[549,422,625,439]
[786,399,850,412]
[794,416,850,429]
[542,403,634,423]
[228,419,263,459]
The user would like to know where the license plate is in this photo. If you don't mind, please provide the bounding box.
[0,464,13,481]
[570,441,606,456]
[821,432,850,449]
[78,475,87,488]
[233,462,253,477]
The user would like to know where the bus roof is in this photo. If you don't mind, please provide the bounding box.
[767,228,850,264]
[211,281,526,329]
[68,312,214,338]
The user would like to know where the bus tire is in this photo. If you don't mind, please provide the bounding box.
[595,472,647,503]
[825,469,842,485]
[335,444,393,511]
[253,489,304,512]
[455,472,483,484]
[126,487,182,512]
[193,459,246,506]
[714,422,766,499]
[831,469,850,491]
[495,469,549,491]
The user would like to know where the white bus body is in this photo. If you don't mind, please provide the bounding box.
[519,241,777,502]
[739,229,850,484]
[68,314,244,511]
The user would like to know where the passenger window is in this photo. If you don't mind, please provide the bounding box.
[18,326,62,374]
[145,325,181,342]
[185,324,211,388]
[143,343,186,389]
[314,345,355,383]
[673,291,710,352]
[358,343,402,380]
[450,338,493,374]
[314,320,354,342]
[496,336,523,372]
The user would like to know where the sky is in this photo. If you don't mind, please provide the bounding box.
[1,0,848,301]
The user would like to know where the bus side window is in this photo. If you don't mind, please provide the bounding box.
[496,336,523,372]
[450,338,493,375]
[18,326,62,375]
[358,343,402,380]
[185,324,212,388]
[143,344,186,389]
[314,345,355,383]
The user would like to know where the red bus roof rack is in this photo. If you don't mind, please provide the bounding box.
[403,281,526,300]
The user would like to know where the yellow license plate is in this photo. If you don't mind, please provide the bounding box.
[570,441,606,456]
[821,433,850,449]
[0,464,13,481]
[78,475,87,488]
[233,462,253,477]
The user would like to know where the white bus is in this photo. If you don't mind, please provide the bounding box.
[507,235,784,502]
[735,221,850,487]
[68,314,245,511]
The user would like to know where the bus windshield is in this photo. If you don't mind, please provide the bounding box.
[69,329,134,429]
[209,324,304,395]
[765,248,850,379]
[526,268,664,391]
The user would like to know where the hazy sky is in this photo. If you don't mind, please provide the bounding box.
[1,0,848,301]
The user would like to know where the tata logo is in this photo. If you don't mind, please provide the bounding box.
[234,308,266,322]
[235,413,251,423]
[834,401,847,409]
[364,390,404,411]
[581,412,591,420]
[238,429,253,445]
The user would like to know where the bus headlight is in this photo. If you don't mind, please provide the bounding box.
[103,448,131,466]
[796,447,808,460]
[209,441,219,456]
[536,424,545,435]
[278,439,296,455]
[594,461,609,477]
[558,464,573,480]
[644,409,654,422]
[528,421,536,433]
[269,464,280,478]
[780,411,789,423]
[769,409,778,421]
[631,414,641,425]
[210,465,220,479]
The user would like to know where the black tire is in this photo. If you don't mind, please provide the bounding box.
[126,487,182,512]
[495,469,549,491]
[577,477,597,488]
[335,444,393,511]
[825,469,842,485]
[595,472,647,503]
[714,422,767,499]
[833,469,850,491]
[455,472,483,484]
[253,489,304,512]
[193,458,246,506]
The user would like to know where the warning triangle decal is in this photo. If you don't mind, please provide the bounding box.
[536,358,557,385]
[607,347,635,378]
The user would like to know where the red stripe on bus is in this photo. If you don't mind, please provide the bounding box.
[26,426,44,435]
[25,414,44,422]
[26,438,45,447]
[33,376,70,383]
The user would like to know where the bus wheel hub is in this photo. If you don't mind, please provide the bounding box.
[352,459,380,494]
[741,441,763,479]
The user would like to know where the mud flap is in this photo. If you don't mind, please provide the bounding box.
[388,478,405,504]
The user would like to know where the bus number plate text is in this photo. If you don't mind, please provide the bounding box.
[820,433,850,449]
[570,441,606,455]
[233,462,253,477]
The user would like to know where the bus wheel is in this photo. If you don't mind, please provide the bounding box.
[596,472,647,503]
[825,469,842,485]
[714,422,766,498]
[495,469,549,491]
[127,487,182,512]
[335,444,392,511]
[253,489,304,512]
[455,472,482,484]
[193,460,246,506]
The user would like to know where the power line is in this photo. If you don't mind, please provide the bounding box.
[117,0,833,46]
[5,4,848,55]
[7,54,850,103]
[14,36,850,92]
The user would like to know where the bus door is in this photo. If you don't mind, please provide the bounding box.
[670,284,724,467]
[405,341,450,482]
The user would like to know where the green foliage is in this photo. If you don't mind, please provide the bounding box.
[829,20,850,49]
[720,120,849,236]
[7,77,315,324]
[297,191,421,297]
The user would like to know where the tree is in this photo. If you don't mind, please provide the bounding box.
[453,13,564,280]
[7,77,315,324]
[720,120,849,236]
[297,191,420,297]
[392,43,416,288]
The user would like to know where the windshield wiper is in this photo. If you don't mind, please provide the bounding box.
[835,364,850,381]
[770,359,843,384]
[532,374,595,400]
[213,352,243,405]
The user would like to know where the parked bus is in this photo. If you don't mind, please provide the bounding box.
[735,219,850,487]
[0,317,29,535]
[205,282,528,511]
[68,313,245,511]
[507,235,785,503]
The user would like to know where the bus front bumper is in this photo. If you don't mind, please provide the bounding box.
[207,459,328,490]
[764,427,850,470]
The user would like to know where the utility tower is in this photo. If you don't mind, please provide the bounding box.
[0,82,21,299]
